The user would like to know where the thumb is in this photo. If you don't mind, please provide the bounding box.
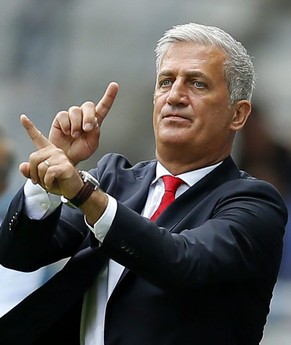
[20,114,51,150]
[19,162,30,179]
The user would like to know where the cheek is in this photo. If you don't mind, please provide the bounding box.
[153,96,164,120]
[153,92,165,108]
[152,108,159,137]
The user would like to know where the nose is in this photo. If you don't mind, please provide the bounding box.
[166,80,189,106]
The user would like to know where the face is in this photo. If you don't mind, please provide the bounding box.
[153,42,249,171]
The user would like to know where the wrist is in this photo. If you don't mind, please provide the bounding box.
[80,189,109,226]
[61,171,100,208]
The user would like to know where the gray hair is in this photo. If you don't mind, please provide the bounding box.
[155,23,256,104]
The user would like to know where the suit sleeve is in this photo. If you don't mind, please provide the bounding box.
[0,153,119,271]
[101,179,287,290]
[0,153,120,271]
[0,186,89,271]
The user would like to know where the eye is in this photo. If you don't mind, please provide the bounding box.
[160,79,172,87]
[193,81,205,89]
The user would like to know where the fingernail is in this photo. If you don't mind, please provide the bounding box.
[84,123,93,131]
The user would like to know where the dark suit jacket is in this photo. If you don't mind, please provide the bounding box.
[0,154,287,345]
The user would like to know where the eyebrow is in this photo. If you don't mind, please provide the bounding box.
[158,69,208,79]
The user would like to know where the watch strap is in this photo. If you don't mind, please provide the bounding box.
[68,180,96,208]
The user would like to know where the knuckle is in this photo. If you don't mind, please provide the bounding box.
[69,105,80,111]
[82,100,95,108]
[56,110,69,119]
[68,106,81,115]
[29,152,37,162]
[82,101,96,116]
[55,147,65,156]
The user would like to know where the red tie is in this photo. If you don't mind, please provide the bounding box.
[150,175,184,221]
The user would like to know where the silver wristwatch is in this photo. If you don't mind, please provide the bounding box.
[61,170,100,208]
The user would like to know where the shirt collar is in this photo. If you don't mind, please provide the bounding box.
[152,160,223,187]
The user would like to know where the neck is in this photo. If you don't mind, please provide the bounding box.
[156,150,230,175]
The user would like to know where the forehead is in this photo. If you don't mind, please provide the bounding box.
[159,42,227,74]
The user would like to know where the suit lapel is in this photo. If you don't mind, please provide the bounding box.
[154,156,240,229]
[115,157,240,286]
[110,161,157,284]
[121,160,156,213]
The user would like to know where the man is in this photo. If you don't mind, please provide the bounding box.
[0,23,287,345]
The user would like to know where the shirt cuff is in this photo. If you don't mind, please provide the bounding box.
[23,179,62,219]
[85,194,117,243]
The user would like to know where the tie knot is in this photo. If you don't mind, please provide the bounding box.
[150,175,184,221]
[162,175,183,193]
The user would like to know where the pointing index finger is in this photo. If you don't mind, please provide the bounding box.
[95,82,119,125]
[20,114,51,150]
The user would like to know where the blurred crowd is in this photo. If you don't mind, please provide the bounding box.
[235,104,291,344]
[237,105,291,281]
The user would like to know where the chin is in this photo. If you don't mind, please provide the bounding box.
[158,130,190,146]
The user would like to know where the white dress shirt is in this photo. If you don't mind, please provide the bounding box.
[23,161,221,344]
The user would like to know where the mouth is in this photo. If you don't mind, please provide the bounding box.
[162,113,191,122]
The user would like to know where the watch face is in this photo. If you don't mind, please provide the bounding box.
[80,171,100,189]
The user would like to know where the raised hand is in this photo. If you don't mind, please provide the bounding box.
[49,82,119,166]
[19,115,83,199]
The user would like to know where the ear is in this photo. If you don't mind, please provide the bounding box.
[229,100,252,131]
